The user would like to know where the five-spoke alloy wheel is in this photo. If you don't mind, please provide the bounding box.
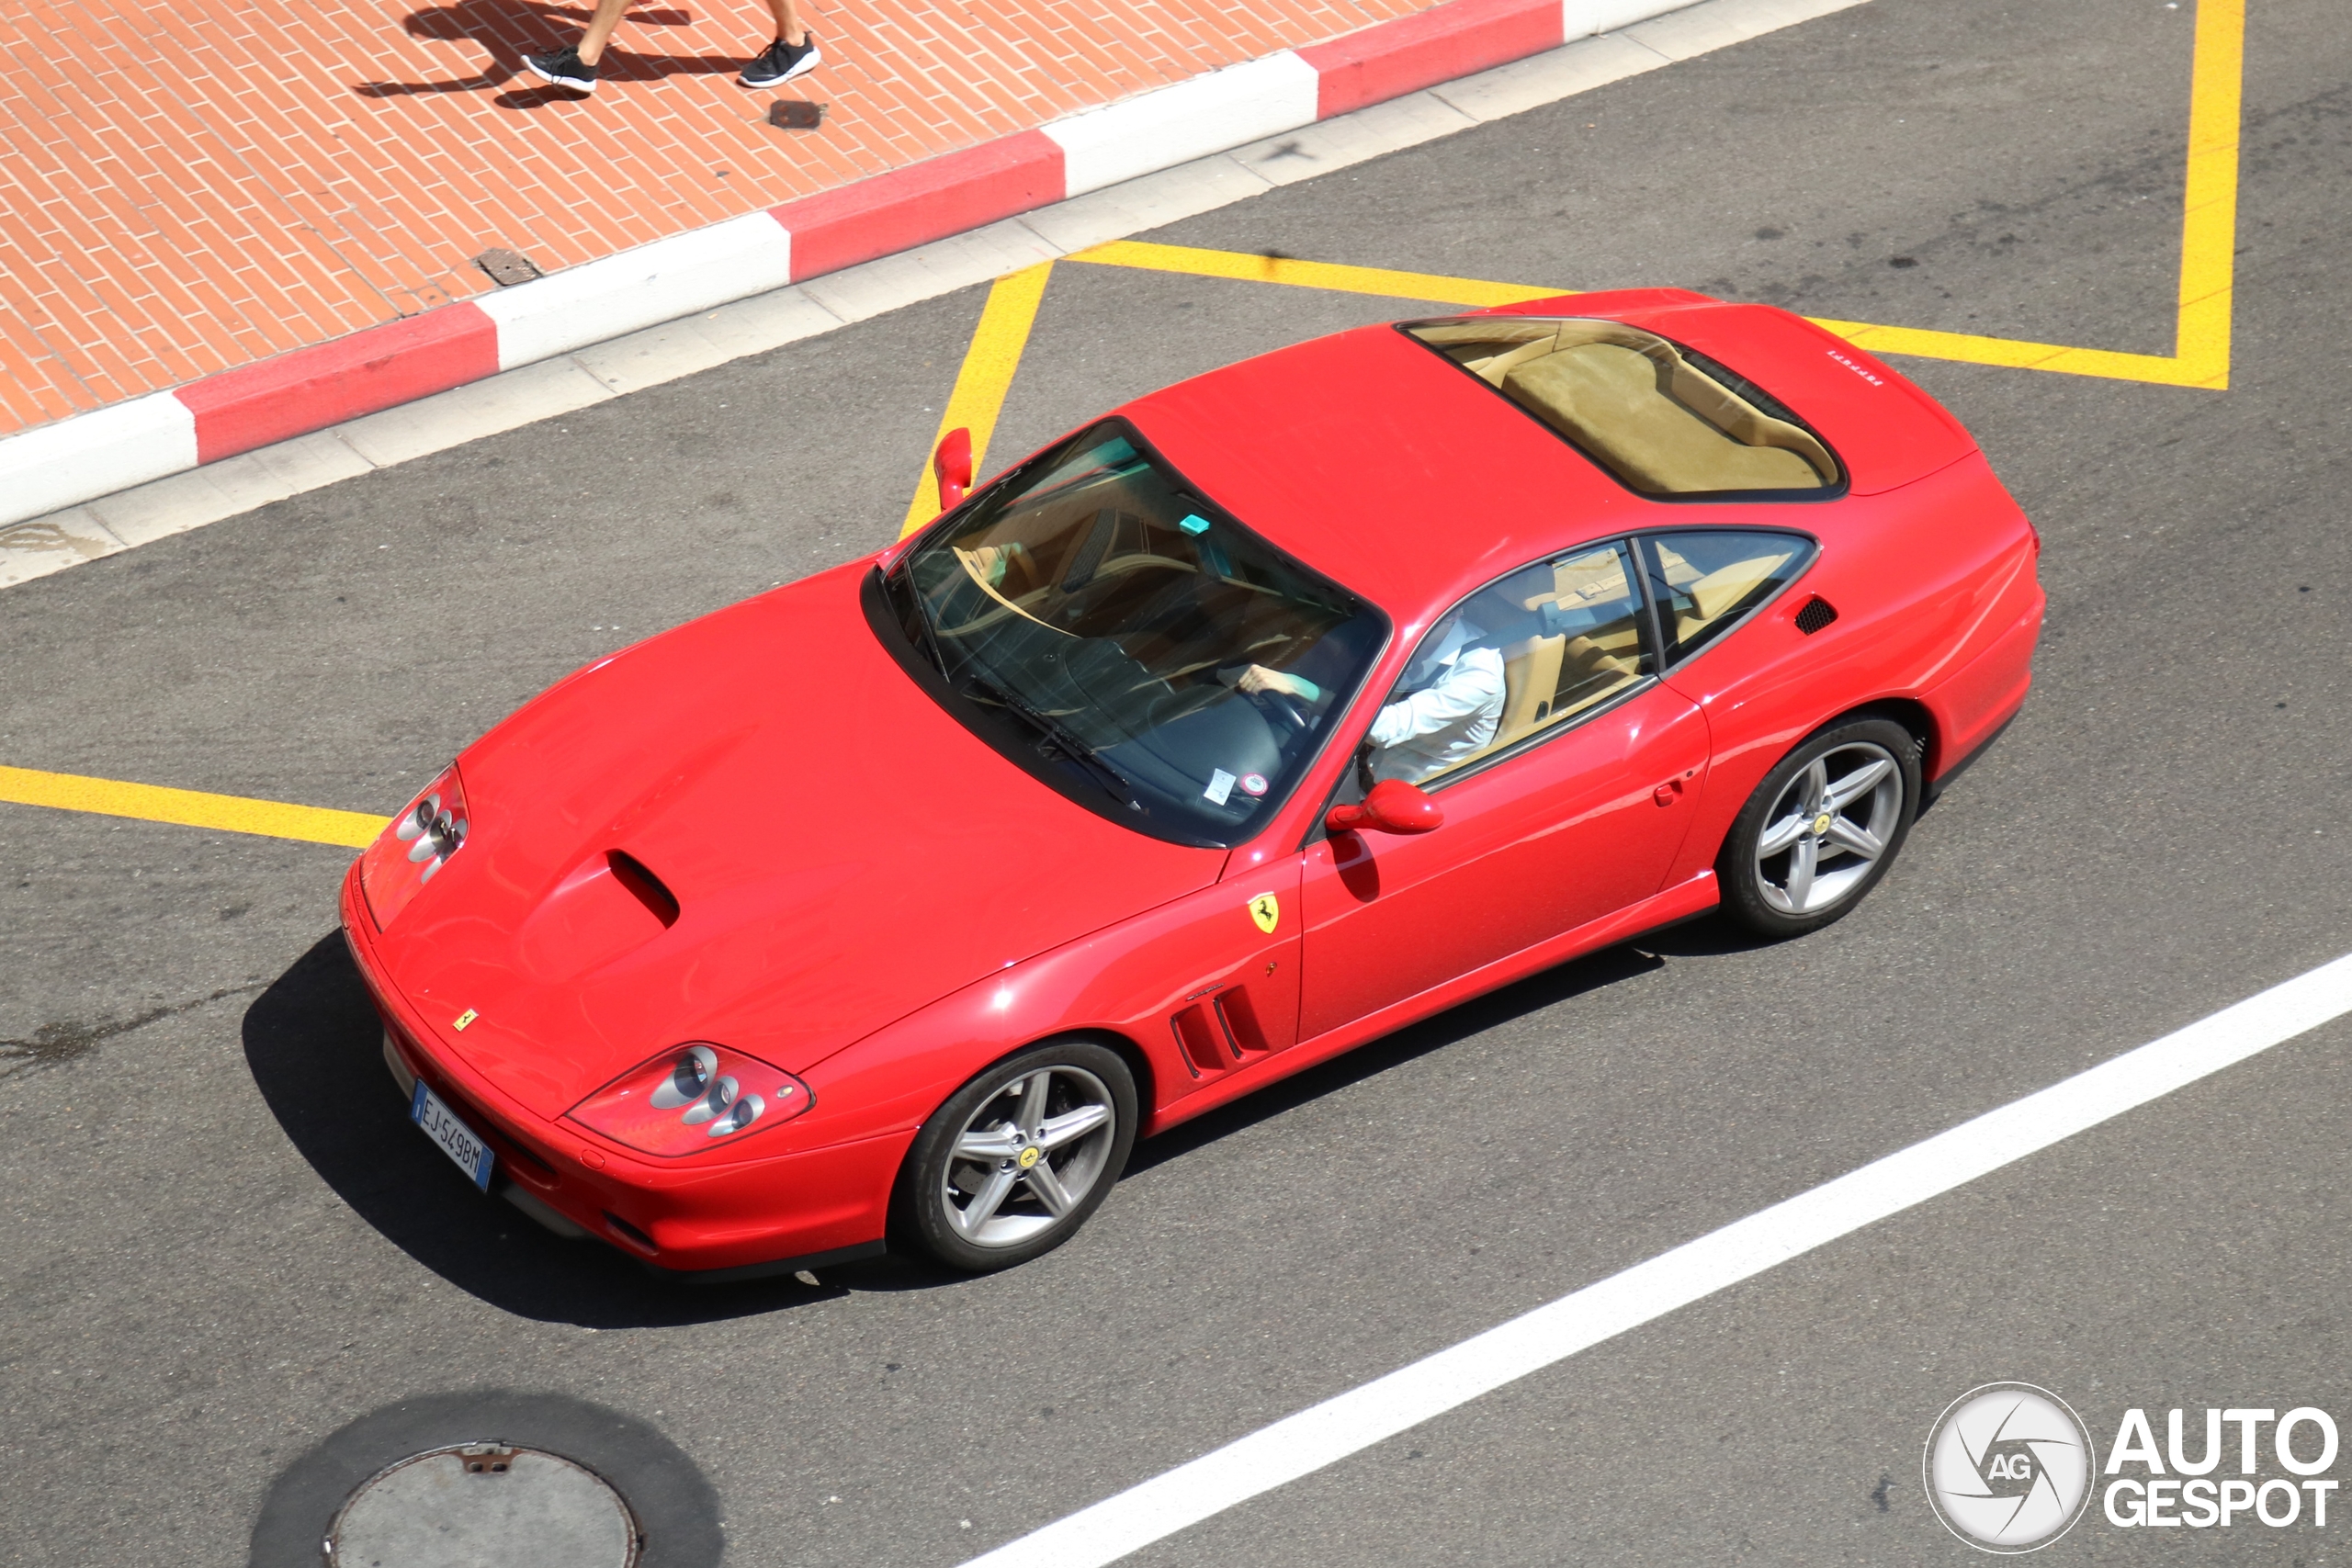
[899,1040,1138,1271]
[1719,715,1921,939]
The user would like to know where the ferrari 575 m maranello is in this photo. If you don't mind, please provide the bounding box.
[342,288,2043,1277]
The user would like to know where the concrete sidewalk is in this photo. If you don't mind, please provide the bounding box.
[2,0,1777,530]
[2,0,1496,437]
[5,0,1656,434]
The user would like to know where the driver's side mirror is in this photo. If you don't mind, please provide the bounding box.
[1326,778,1443,836]
[933,427,975,511]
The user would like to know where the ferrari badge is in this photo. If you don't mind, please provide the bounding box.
[1017,1146,1042,1169]
[452,1009,479,1032]
[1248,893,1280,934]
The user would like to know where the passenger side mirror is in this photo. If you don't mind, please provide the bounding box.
[933,427,975,510]
[1326,779,1442,836]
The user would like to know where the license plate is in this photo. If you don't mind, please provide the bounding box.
[411,1081,496,1191]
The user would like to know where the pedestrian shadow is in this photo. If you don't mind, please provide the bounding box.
[240,931,904,1326]
[350,0,748,105]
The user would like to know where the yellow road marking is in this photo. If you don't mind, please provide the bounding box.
[0,764,386,849]
[901,262,1057,537]
[1069,1,2245,389]
[2173,0,2244,387]
[4,15,2255,861]
[1067,242,1566,308]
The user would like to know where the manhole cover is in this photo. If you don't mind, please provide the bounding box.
[326,1443,640,1567]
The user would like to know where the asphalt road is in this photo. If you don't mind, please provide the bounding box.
[6,0,2351,1563]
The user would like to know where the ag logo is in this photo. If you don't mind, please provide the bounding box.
[1248,893,1280,934]
[1925,1383,2095,1553]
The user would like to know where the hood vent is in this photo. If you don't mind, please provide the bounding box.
[605,851,681,928]
[1793,594,1839,635]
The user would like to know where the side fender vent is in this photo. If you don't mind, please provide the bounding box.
[1793,594,1839,635]
[606,851,681,928]
[1215,988,1269,1055]
[1170,1004,1228,1077]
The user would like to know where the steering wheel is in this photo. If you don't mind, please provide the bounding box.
[1245,686,1312,739]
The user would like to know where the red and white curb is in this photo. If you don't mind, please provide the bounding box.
[0,0,1862,554]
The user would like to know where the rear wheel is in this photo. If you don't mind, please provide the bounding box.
[899,1040,1137,1272]
[1718,716,1919,939]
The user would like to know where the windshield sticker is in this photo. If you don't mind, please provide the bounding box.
[1204,768,1237,805]
[1239,773,1268,796]
[1178,513,1212,536]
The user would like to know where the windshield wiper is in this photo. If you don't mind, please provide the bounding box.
[889,560,952,680]
[962,671,1143,812]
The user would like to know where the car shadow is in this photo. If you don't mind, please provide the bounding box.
[349,0,756,105]
[1125,927,1757,1176]
[248,917,1766,1323]
[243,933,884,1327]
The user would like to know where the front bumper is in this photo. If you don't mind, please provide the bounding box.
[339,861,909,1274]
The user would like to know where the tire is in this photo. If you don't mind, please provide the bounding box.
[897,1039,1138,1272]
[1716,716,1921,940]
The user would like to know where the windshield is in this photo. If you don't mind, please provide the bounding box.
[890,421,1385,845]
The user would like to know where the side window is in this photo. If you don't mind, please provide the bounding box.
[1362,540,1655,788]
[1640,530,1812,665]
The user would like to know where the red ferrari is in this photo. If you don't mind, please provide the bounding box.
[341,289,2042,1278]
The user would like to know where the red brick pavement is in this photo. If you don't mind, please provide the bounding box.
[0,0,1436,434]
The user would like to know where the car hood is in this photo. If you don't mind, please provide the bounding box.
[373,559,1223,1121]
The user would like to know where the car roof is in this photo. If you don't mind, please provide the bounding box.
[1120,298,1976,625]
[1123,322,1648,624]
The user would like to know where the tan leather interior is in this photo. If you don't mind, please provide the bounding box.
[1670,548,1797,645]
[1563,626,1641,680]
[1443,624,1646,773]
[948,544,1072,636]
[1689,552,1794,619]
[1412,318,1838,494]
[1519,549,1632,614]
[1493,633,1566,746]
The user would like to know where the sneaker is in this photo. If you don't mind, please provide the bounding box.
[741,33,819,88]
[526,46,598,92]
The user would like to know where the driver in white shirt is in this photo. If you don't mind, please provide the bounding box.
[1231,611,1505,784]
[1361,613,1504,783]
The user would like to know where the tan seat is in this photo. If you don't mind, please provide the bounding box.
[1408,318,1839,494]
[1493,634,1566,747]
[1671,551,1796,643]
[1563,627,1641,682]
[1505,344,1826,493]
[948,545,1071,636]
[1555,630,1642,716]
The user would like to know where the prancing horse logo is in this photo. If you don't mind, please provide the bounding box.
[1248,893,1280,934]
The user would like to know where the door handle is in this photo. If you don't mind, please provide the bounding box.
[1652,780,1684,807]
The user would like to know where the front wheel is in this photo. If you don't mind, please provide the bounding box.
[898,1040,1138,1272]
[1717,716,1920,940]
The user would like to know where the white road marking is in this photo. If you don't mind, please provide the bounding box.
[958,951,2352,1568]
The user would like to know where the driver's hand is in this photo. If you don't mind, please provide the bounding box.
[1235,665,1313,699]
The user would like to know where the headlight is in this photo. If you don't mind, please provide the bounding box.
[360,764,471,930]
[566,1043,812,1156]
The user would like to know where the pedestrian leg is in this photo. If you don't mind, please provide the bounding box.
[739,0,820,86]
